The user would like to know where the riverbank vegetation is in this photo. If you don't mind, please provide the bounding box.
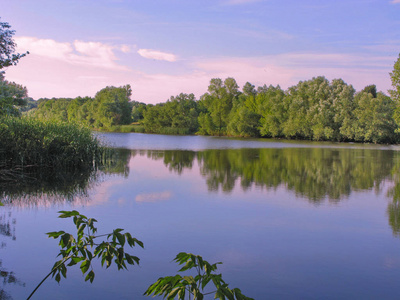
[30,53,400,144]
[0,18,108,182]
[0,116,107,182]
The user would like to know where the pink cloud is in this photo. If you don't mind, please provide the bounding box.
[4,37,394,103]
[137,49,177,62]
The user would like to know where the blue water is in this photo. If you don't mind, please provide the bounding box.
[1,133,400,299]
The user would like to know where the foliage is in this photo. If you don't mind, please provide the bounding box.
[0,18,28,69]
[34,85,133,130]
[143,93,199,134]
[144,252,253,300]
[352,88,397,143]
[198,78,239,135]
[93,85,132,128]
[389,53,400,103]
[131,100,147,122]
[391,53,400,130]
[0,71,28,116]
[27,210,143,299]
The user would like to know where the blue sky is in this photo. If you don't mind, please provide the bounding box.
[2,0,400,103]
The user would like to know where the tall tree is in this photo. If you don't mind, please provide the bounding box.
[0,18,29,116]
[391,53,400,131]
[93,85,132,128]
[352,87,398,143]
[0,72,28,116]
[0,18,28,69]
[198,77,239,135]
[330,79,356,141]
[258,85,286,137]
[390,53,400,102]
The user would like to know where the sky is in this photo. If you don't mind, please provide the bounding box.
[1,0,400,104]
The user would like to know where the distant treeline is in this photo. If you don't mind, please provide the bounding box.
[33,76,399,143]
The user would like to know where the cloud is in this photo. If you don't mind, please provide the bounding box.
[137,49,177,62]
[4,36,394,103]
[120,44,132,53]
[391,0,400,3]
[135,191,172,203]
[14,37,128,70]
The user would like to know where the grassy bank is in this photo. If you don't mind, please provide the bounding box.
[0,116,107,173]
[100,124,193,135]
[104,124,145,133]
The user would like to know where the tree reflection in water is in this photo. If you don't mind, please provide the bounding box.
[0,211,24,299]
[143,147,400,237]
[144,148,395,202]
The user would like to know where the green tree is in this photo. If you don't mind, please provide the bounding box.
[167,93,199,133]
[330,79,356,141]
[198,78,239,135]
[257,85,286,137]
[390,53,400,103]
[131,100,147,122]
[93,85,132,128]
[242,82,257,97]
[0,71,28,116]
[390,53,400,130]
[0,18,28,69]
[352,86,398,143]
[227,83,261,137]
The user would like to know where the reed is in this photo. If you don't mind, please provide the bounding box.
[157,127,191,135]
[104,124,145,133]
[0,116,107,173]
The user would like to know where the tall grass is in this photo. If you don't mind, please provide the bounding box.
[0,116,107,173]
[106,124,145,133]
[152,127,192,135]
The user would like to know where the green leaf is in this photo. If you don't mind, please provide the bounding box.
[86,249,93,261]
[167,287,181,299]
[58,210,80,218]
[85,270,95,283]
[125,253,134,265]
[46,231,65,239]
[77,224,86,237]
[115,232,125,247]
[132,237,144,248]
[55,273,61,283]
[60,264,67,278]
[80,260,90,274]
[60,233,73,248]
[67,256,84,266]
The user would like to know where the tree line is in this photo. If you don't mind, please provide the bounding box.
[32,53,400,144]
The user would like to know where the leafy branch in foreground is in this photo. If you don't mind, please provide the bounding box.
[144,252,253,300]
[27,210,143,300]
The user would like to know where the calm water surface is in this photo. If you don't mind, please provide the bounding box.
[1,133,400,299]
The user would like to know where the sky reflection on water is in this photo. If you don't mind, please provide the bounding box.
[1,134,400,299]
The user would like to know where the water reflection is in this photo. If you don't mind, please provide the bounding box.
[2,146,400,209]
[0,211,24,299]
[0,149,133,208]
[143,148,396,203]
[1,146,400,298]
[7,147,397,206]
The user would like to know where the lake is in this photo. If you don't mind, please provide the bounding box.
[1,133,400,299]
